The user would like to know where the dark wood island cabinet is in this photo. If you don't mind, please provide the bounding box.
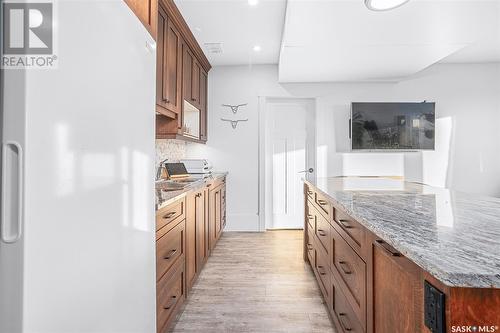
[304,178,500,333]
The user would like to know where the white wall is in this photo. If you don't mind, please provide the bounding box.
[187,63,500,231]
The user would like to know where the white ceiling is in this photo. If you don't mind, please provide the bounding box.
[175,0,500,82]
[174,0,287,66]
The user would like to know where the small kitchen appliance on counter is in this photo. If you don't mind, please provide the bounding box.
[164,162,190,179]
[180,159,213,174]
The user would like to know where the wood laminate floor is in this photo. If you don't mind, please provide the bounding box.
[171,230,336,333]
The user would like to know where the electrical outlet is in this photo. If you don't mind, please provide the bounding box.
[424,280,446,333]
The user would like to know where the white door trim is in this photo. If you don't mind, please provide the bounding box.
[258,97,316,232]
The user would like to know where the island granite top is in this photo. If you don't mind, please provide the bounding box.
[305,177,500,288]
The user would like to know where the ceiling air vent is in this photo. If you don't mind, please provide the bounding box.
[204,43,223,54]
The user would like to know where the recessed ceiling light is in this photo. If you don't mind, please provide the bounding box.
[248,0,259,6]
[253,45,261,52]
[365,0,410,11]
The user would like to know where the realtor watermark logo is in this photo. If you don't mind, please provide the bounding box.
[451,325,499,332]
[2,1,58,68]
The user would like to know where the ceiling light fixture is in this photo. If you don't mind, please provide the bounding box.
[248,0,259,6]
[365,0,410,11]
[253,45,261,52]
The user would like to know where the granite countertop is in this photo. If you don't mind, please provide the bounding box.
[156,172,227,210]
[305,177,500,288]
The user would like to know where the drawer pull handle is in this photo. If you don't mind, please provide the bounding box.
[338,313,353,331]
[317,265,327,276]
[338,261,352,275]
[164,249,177,260]
[163,211,176,219]
[339,219,353,229]
[164,295,177,310]
[375,239,401,257]
[307,190,313,195]
[317,229,327,237]
[317,199,328,206]
[307,214,314,220]
[207,184,212,187]
[307,244,313,251]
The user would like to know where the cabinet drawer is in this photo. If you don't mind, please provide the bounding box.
[305,184,314,200]
[332,274,365,333]
[331,226,366,324]
[306,227,315,266]
[157,220,185,281]
[306,200,316,231]
[315,212,332,255]
[334,209,365,256]
[314,247,332,302]
[157,258,185,333]
[315,191,333,219]
[156,197,186,234]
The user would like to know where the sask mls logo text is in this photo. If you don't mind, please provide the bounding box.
[2,1,58,68]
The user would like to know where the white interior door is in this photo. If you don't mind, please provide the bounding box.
[265,100,315,229]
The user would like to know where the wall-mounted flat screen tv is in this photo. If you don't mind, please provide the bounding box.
[351,102,435,150]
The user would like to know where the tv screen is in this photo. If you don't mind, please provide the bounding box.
[351,102,435,150]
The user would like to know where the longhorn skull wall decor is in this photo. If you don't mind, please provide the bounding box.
[221,118,248,129]
[221,103,248,114]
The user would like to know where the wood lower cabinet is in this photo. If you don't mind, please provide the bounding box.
[372,239,423,333]
[209,181,226,252]
[157,257,185,333]
[125,0,158,39]
[157,177,226,332]
[185,188,209,292]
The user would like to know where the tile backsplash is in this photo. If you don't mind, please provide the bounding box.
[156,139,186,165]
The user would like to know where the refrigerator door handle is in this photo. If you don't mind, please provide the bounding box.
[1,141,24,244]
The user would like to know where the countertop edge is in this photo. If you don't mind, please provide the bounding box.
[156,173,228,211]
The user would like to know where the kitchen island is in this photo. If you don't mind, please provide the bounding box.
[304,177,500,333]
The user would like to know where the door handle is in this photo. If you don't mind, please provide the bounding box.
[1,141,24,244]
[298,168,314,174]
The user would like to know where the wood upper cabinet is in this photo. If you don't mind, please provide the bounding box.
[155,0,211,142]
[182,46,201,108]
[199,70,208,142]
[125,0,158,39]
[372,239,423,333]
[156,4,182,118]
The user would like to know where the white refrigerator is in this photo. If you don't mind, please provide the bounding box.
[1,1,157,332]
